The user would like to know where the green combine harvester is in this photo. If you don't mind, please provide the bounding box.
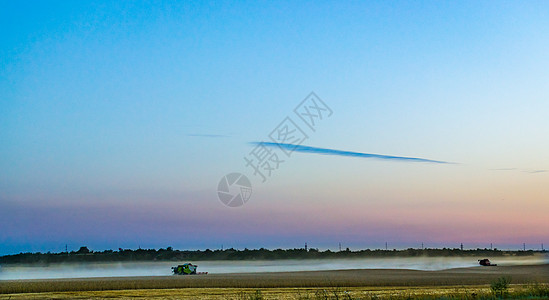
[172,263,207,275]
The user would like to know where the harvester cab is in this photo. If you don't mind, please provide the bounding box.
[478,259,497,266]
[172,263,198,275]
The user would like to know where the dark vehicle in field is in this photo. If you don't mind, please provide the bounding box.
[478,259,497,266]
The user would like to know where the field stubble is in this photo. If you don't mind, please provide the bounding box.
[1,264,548,299]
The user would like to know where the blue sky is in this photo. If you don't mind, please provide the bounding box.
[1,1,548,255]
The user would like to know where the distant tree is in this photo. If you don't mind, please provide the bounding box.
[77,246,90,254]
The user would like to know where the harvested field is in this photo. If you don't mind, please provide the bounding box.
[1,264,548,295]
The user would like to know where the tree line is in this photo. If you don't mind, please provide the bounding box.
[0,246,543,265]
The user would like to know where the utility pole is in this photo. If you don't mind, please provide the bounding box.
[385,242,388,250]
[339,242,342,252]
[421,242,424,250]
[490,243,493,250]
[305,242,307,252]
[460,243,463,251]
[65,244,68,253]
[523,243,526,251]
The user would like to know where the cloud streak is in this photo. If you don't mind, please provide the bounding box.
[254,142,453,164]
[490,168,547,174]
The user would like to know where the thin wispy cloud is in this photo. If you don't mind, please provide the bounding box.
[253,142,454,164]
[490,168,547,174]
[188,134,229,138]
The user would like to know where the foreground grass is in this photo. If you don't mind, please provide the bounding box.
[1,284,549,299]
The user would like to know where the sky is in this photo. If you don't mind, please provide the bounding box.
[1,1,548,255]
